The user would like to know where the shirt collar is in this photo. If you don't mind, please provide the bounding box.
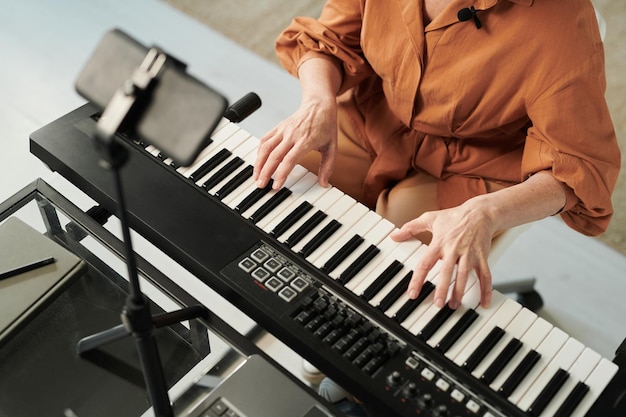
[477,0,533,8]
[503,0,533,6]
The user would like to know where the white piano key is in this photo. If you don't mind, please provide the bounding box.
[198,135,257,187]
[209,143,255,197]
[517,337,586,412]
[145,144,161,157]
[451,296,522,367]
[221,149,275,207]
[195,152,242,188]
[567,357,619,417]
[177,122,241,176]
[240,165,308,219]
[471,307,537,380]
[538,347,601,417]
[169,118,236,171]
[335,233,402,287]
[310,210,383,268]
[489,316,554,393]
[348,237,422,294]
[212,117,231,133]
[255,172,319,230]
[289,194,362,254]
[442,291,508,362]
[383,256,443,320]
[398,261,454,326]
[229,162,309,213]
[507,327,569,405]
[222,174,258,207]
[205,138,259,194]
[328,218,396,279]
[425,274,482,348]
[370,245,430,308]
[276,187,344,243]
[187,130,251,183]
[259,180,336,234]
[301,202,372,261]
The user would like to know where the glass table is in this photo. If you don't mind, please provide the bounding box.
[0,179,269,417]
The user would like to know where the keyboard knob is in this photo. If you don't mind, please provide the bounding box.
[417,393,434,410]
[386,371,403,388]
[401,382,418,399]
[430,404,449,417]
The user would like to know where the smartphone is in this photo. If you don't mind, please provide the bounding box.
[75,28,228,166]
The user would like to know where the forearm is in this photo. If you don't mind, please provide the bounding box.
[471,171,569,234]
[297,57,343,107]
[393,171,568,309]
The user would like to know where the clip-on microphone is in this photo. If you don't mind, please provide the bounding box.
[458,6,483,29]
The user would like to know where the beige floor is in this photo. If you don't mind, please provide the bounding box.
[164,0,626,256]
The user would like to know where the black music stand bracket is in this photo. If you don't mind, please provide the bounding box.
[75,33,220,417]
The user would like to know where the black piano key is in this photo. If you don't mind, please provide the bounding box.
[417,302,455,340]
[527,368,570,417]
[394,281,435,323]
[436,309,479,353]
[249,187,292,224]
[235,179,273,213]
[362,260,404,301]
[215,165,253,200]
[377,272,413,312]
[322,235,364,274]
[300,219,342,258]
[480,338,523,385]
[338,245,380,285]
[463,326,505,372]
[201,157,244,190]
[189,148,231,181]
[271,201,313,238]
[498,350,541,397]
[285,210,327,248]
[553,381,590,417]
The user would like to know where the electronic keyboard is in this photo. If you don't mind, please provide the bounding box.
[30,103,626,417]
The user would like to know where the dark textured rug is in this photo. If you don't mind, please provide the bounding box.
[163,0,626,255]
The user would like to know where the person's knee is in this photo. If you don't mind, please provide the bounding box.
[375,170,439,233]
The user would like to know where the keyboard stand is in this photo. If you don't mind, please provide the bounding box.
[494,277,544,312]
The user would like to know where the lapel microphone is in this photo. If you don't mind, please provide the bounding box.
[458,6,483,29]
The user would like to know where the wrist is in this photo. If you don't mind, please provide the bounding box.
[298,57,342,104]
[463,194,501,235]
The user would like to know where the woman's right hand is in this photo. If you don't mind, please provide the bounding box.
[254,57,343,190]
[254,97,338,190]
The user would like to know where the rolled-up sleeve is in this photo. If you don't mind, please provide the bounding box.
[522,48,620,235]
[275,0,374,93]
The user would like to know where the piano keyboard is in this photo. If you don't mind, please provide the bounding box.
[30,103,626,417]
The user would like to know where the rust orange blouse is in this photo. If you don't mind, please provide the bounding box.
[275,0,620,236]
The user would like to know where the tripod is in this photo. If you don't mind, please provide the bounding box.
[75,43,214,417]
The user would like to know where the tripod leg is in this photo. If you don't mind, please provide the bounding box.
[153,305,211,357]
[152,305,208,328]
[77,306,209,355]
[77,323,129,355]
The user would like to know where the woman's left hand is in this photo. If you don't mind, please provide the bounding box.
[390,200,496,310]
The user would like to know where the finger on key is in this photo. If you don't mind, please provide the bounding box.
[449,257,469,309]
[407,249,438,299]
[476,260,493,308]
[254,128,279,177]
[433,256,456,308]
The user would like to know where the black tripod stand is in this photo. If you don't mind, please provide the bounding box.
[75,144,207,417]
[75,32,225,417]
